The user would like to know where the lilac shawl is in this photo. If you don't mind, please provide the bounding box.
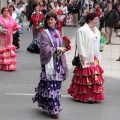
[40,29,68,76]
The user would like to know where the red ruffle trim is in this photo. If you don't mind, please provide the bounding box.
[68,89,104,102]
[68,63,105,102]
[68,82,104,94]
[72,74,104,85]
[73,65,104,76]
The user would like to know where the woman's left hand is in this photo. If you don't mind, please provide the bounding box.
[100,44,105,48]
[57,47,66,53]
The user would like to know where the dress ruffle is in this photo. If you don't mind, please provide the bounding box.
[0,45,17,71]
[32,80,62,115]
[68,58,105,102]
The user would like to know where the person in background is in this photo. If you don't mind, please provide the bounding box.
[114,4,120,36]
[53,1,60,13]
[27,7,44,54]
[16,3,25,34]
[71,0,79,27]
[32,12,68,118]
[0,7,21,71]
[104,3,119,44]
[79,9,89,27]
[93,3,102,28]
[49,0,54,9]
[47,4,53,12]
[9,5,20,49]
[60,1,68,26]
[26,0,37,21]
[115,4,120,61]
[18,0,25,7]
[68,12,105,103]
[66,13,73,26]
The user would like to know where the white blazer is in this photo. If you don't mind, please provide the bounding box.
[76,23,100,67]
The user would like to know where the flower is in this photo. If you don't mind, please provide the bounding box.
[22,10,26,15]
[55,36,71,59]
[63,36,71,51]
[54,33,59,38]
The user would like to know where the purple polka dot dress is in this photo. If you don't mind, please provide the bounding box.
[32,28,65,115]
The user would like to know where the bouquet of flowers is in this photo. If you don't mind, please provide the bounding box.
[0,22,7,35]
[21,10,26,15]
[56,36,71,59]
[36,21,44,29]
[16,13,24,23]
[100,32,107,52]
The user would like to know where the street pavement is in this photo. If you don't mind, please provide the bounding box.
[0,21,120,120]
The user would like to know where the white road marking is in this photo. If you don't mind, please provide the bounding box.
[5,93,71,98]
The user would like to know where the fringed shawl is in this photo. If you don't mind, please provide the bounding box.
[40,29,68,79]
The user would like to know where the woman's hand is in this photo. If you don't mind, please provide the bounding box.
[100,44,105,48]
[12,31,17,34]
[80,56,85,65]
[0,29,7,35]
[27,28,30,32]
[0,30,4,34]
[57,47,66,53]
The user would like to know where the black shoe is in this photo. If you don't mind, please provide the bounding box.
[106,41,111,45]
[88,101,94,104]
[27,47,35,53]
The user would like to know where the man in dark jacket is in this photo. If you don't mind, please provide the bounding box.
[104,3,119,44]
[71,0,79,27]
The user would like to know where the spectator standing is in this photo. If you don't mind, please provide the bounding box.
[104,3,119,44]
[71,0,79,27]
[16,3,25,34]
[9,5,20,49]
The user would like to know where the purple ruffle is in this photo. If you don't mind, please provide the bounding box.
[32,80,62,115]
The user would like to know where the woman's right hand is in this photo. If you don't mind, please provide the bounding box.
[57,47,66,53]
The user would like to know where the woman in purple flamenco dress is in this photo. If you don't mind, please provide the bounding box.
[32,12,68,118]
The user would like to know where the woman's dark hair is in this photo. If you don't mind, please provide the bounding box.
[17,3,21,6]
[47,4,52,10]
[1,6,9,14]
[9,5,15,11]
[85,12,97,23]
[44,12,58,28]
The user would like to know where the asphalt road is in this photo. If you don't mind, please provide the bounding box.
[0,24,120,120]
